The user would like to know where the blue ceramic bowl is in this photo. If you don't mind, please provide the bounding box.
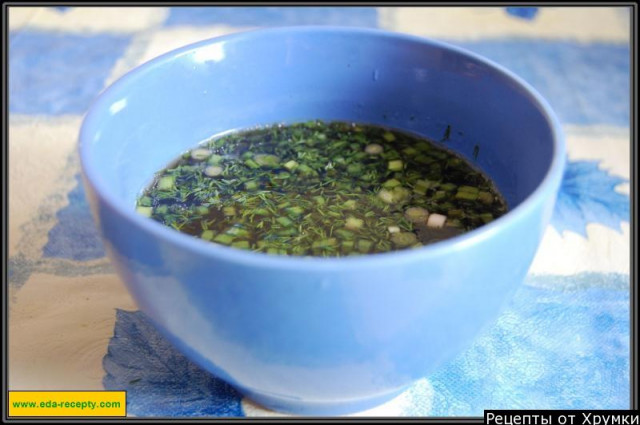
[80,27,565,415]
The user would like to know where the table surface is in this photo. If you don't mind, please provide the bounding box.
[8,6,631,417]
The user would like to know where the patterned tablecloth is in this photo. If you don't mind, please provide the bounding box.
[8,6,631,417]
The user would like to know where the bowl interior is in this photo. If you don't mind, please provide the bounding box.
[82,28,555,214]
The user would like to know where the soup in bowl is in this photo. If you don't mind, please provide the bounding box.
[80,27,565,415]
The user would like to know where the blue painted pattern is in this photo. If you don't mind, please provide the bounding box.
[103,310,244,417]
[427,277,629,415]
[450,40,629,126]
[165,6,379,28]
[504,7,539,20]
[9,30,131,115]
[552,160,629,236]
[43,173,106,260]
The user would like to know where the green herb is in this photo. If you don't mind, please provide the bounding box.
[441,125,451,142]
[139,120,508,256]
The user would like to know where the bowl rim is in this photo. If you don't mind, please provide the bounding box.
[79,25,566,271]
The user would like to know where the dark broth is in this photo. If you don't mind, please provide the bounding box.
[137,121,507,256]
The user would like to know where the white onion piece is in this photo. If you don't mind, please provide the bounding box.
[427,213,447,228]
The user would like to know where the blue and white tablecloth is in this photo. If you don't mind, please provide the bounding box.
[8,6,631,417]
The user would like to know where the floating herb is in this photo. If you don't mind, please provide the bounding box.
[441,125,451,142]
[138,120,507,256]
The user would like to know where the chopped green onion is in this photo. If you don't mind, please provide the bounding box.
[446,219,463,228]
[458,186,479,194]
[382,179,401,188]
[244,158,260,169]
[277,216,294,227]
[226,226,249,237]
[254,154,280,167]
[413,179,433,195]
[440,182,457,191]
[377,188,395,204]
[157,176,175,190]
[335,229,355,239]
[312,238,337,249]
[455,190,479,201]
[343,200,357,210]
[391,232,417,247]
[402,147,418,156]
[136,206,153,217]
[345,216,364,230]
[365,144,383,154]
[388,160,403,171]
[382,131,396,142]
[204,165,223,177]
[191,148,211,161]
[231,240,250,249]
[480,213,494,223]
[207,154,224,164]
[213,234,234,245]
[286,206,305,216]
[391,186,411,204]
[138,196,152,207]
[297,164,315,175]
[432,190,447,200]
[478,191,494,204]
[244,180,258,190]
[405,207,430,224]
[341,240,355,250]
[284,160,299,170]
[347,164,363,175]
[138,120,507,257]
[357,239,373,252]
